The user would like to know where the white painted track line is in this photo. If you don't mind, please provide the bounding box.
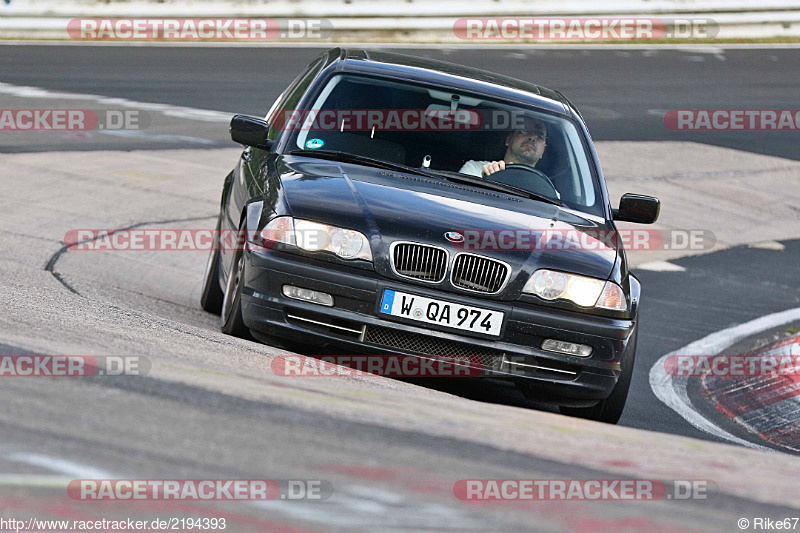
[649,307,800,450]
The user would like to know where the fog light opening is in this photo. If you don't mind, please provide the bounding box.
[282,285,334,307]
[541,339,592,357]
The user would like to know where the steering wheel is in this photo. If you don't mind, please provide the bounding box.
[488,164,559,199]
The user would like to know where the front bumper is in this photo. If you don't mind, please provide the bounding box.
[241,247,636,405]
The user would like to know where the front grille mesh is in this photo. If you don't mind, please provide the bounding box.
[451,254,508,293]
[392,243,447,282]
[363,325,504,368]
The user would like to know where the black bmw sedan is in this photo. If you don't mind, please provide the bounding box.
[201,48,659,424]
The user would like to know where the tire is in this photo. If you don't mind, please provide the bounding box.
[220,226,250,338]
[558,328,637,424]
[200,220,224,314]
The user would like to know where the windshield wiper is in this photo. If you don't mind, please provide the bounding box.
[288,150,442,180]
[435,171,564,206]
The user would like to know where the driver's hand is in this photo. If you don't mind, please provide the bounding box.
[482,160,505,177]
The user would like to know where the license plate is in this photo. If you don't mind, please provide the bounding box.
[379,289,503,336]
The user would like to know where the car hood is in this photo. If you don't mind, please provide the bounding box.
[276,156,617,296]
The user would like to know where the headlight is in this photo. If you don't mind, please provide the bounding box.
[261,216,372,262]
[523,269,627,311]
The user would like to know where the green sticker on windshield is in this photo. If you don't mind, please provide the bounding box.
[306,138,324,149]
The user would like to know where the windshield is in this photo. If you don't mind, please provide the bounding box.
[279,74,603,217]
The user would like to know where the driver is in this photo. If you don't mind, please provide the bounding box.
[459,116,547,178]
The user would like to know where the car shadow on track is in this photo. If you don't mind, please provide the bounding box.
[401,377,560,414]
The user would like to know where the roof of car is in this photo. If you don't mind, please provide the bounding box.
[325,48,571,116]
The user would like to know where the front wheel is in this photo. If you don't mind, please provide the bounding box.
[559,329,637,424]
[220,228,250,338]
[200,220,224,314]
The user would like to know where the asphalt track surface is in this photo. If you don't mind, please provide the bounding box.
[2,45,800,531]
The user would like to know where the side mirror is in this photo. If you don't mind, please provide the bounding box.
[230,114,274,150]
[613,193,660,224]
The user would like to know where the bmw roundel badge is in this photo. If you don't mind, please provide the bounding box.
[444,231,464,243]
